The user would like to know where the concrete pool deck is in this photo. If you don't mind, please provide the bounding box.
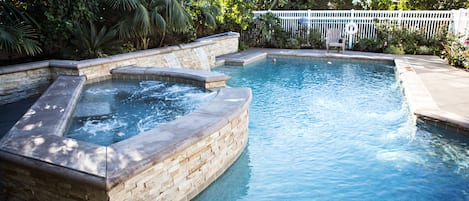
[217,48,469,135]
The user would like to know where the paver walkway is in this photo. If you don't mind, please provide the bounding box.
[217,48,469,133]
[404,55,469,119]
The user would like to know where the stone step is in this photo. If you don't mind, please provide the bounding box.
[74,102,112,119]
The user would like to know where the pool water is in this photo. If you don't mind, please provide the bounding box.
[194,58,469,200]
[65,80,213,146]
[0,97,37,138]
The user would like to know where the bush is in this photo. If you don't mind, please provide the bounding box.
[384,45,405,55]
[239,41,249,51]
[285,38,301,49]
[441,33,469,69]
[416,46,433,55]
[241,12,292,49]
[375,22,445,55]
[309,28,325,49]
[353,38,384,52]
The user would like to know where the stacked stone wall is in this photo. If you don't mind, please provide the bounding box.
[0,33,239,105]
[107,109,248,201]
[0,67,51,105]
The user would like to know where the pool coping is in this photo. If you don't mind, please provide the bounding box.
[111,66,231,90]
[0,68,251,190]
[216,48,469,136]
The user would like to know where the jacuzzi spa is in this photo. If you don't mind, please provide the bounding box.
[0,66,251,201]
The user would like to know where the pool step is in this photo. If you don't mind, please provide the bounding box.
[74,102,112,120]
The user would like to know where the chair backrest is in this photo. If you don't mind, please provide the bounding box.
[326,29,342,43]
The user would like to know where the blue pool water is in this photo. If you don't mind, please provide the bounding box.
[194,58,469,200]
[65,80,213,146]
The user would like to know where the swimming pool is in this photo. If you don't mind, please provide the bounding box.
[194,58,469,200]
[65,80,213,146]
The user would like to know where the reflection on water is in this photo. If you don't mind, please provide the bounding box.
[0,97,38,138]
[417,123,469,177]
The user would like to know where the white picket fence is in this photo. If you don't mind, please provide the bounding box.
[250,9,469,48]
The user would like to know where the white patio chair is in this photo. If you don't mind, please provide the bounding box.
[326,28,345,53]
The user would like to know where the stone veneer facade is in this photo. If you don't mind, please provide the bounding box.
[0,32,239,105]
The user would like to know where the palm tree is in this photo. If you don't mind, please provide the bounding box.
[69,22,122,58]
[105,0,191,49]
[0,2,42,56]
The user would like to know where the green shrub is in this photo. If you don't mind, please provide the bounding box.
[309,28,325,49]
[66,22,122,59]
[240,12,292,49]
[384,45,405,55]
[416,46,433,55]
[285,38,301,49]
[239,41,249,51]
[441,33,469,69]
[374,22,445,55]
[353,38,384,52]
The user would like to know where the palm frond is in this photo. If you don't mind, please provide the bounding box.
[0,23,42,56]
[201,6,218,28]
[70,22,122,58]
[105,0,141,11]
[164,0,190,31]
[150,9,166,32]
[133,3,151,34]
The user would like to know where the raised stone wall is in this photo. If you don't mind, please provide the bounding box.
[0,32,240,105]
[0,62,52,105]
[107,109,249,201]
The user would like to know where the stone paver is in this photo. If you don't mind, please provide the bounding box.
[217,48,469,134]
[403,55,469,119]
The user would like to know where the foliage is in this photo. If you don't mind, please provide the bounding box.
[285,38,301,49]
[258,0,354,10]
[309,28,325,49]
[0,1,42,56]
[217,0,256,32]
[243,12,291,48]
[66,22,122,59]
[366,21,446,55]
[441,33,469,69]
[355,0,394,10]
[384,45,405,55]
[186,0,222,36]
[400,0,468,10]
[355,0,469,10]
[353,38,385,52]
[37,0,100,55]
[106,0,191,49]
[239,41,249,51]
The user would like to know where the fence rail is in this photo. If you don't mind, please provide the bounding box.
[248,9,469,48]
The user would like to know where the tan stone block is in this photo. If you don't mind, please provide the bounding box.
[188,160,207,175]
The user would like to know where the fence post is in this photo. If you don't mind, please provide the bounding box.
[348,9,355,49]
[307,9,311,36]
[398,10,402,25]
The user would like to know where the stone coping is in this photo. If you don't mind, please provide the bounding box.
[196,32,240,42]
[0,32,238,74]
[217,48,469,135]
[217,48,395,66]
[0,75,252,190]
[111,66,230,83]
